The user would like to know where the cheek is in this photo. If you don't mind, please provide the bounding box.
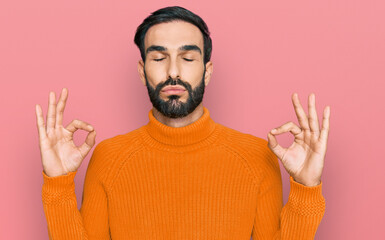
[183,65,205,86]
[145,64,167,87]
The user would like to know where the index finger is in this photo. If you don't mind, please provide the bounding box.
[291,93,310,130]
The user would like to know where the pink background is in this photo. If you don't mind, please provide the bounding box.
[1,0,384,239]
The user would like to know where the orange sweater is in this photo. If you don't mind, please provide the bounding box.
[42,106,325,239]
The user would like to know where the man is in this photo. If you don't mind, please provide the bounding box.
[36,6,330,240]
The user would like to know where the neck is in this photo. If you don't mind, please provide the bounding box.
[151,103,204,128]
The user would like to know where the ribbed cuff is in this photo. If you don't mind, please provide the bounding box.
[289,176,323,202]
[42,170,77,205]
[287,176,326,216]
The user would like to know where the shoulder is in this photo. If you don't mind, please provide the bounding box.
[86,127,145,180]
[217,123,270,156]
[93,127,144,157]
[217,123,279,179]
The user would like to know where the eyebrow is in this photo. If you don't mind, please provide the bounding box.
[145,44,202,55]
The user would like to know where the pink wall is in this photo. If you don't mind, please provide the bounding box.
[1,0,384,239]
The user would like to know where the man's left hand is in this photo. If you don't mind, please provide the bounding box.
[267,93,331,187]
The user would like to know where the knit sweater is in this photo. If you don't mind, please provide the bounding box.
[41,106,325,240]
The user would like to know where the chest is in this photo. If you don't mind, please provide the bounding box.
[107,148,258,239]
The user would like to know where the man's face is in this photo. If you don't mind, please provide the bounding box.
[138,21,213,118]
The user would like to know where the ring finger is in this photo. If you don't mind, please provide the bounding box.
[46,91,57,133]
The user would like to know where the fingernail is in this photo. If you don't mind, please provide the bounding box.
[88,125,93,130]
[271,129,277,133]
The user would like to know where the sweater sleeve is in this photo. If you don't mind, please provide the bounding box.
[251,147,326,240]
[41,143,111,240]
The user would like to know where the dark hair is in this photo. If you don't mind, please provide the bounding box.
[134,6,212,64]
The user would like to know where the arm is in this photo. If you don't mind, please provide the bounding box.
[251,149,325,239]
[253,92,330,238]
[41,143,110,240]
[36,88,110,239]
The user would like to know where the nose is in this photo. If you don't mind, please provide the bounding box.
[167,57,180,81]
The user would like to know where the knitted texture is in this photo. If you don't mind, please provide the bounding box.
[42,106,325,239]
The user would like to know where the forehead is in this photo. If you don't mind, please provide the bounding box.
[144,21,204,52]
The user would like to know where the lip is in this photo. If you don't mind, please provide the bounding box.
[161,86,186,94]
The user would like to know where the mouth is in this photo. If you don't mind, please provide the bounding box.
[162,89,186,95]
[161,86,186,95]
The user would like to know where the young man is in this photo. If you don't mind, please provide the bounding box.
[36,6,330,240]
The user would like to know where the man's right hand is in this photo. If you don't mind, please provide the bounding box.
[35,88,96,177]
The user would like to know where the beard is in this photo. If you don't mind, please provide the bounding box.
[144,66,206,119]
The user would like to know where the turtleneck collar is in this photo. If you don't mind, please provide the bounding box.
[143,106,218,147]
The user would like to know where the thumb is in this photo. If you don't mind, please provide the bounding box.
[78,130,97,159]
[267,132,286,161]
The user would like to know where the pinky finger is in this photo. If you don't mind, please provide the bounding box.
[78,130,96,158]
[319,106,330,143]
[35,104,47,141]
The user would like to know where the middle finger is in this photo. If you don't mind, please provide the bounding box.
[308,93,320,136]
[55,88,68,127]
[291,93,310,131]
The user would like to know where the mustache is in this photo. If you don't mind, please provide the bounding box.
[155,77,193,96]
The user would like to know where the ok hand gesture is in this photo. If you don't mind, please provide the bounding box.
[267,93,331,187]
[35,88,96,177]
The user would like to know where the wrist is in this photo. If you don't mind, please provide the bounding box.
[292,176,321,187]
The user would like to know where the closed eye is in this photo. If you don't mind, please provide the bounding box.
[153,58,193,62]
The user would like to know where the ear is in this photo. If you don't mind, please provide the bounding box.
[204,61,213,86]
[137,59,146,86]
